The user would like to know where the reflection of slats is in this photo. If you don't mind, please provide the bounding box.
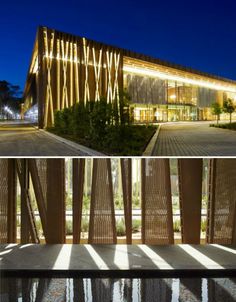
[73,159,85,243]
[178,159,202,244]
[141,159,174,244]
[141,278,172,302]
[89,159,116,244]
[16,160,39,244]
[207,159,236,244]
[120,159,132,244]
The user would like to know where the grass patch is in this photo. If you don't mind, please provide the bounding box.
[210,122,236,130]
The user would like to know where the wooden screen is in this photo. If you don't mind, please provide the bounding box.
[120,159,132,244]
[207,159,236,244]
[88,159,116,244]
[141,159,174,244]
[0,160,10,243]
[72,159,85,243]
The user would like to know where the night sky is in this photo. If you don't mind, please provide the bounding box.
[1,0,236,95]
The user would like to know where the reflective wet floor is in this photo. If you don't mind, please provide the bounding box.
[1,278,236,301]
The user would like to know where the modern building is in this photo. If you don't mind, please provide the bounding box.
[1,158,236,300]
[24,26,236,128]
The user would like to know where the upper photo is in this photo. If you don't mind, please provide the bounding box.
[1,2,236,156]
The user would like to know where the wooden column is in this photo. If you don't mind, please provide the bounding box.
[46,159,65,243]
[72,159,85,243]
[7,159,17,243]
[178,159,203,244]
[28,159,48,241]
[120,159,132,244]
[20,159,30,243]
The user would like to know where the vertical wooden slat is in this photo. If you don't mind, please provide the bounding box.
[120,158,132,244]
[73,158,85,243]
[20,159,30,243]
[46,159,65,243]
[206,159,216,243]
[28,159,48,241]
[7,159,17,243]
[141,159,146,244]
[178,159,203,244]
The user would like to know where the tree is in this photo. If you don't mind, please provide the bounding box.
[223,98,235,124]
[0,80,22,118]
[119,89,131,126]
[211,102,222,124]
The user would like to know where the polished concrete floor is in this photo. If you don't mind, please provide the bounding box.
[154,121,236,156]
[1,244,236,277]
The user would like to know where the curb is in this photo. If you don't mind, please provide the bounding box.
[40,130,105,156]
[142,125,161,156]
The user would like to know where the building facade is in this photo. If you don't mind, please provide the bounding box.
[24,26,236,128]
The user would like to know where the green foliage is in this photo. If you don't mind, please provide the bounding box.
[201,219,207,233]
[116,219,126,236]
[132,219,141,233]
[211,102,222,124]
[66,221,73,235]
[223,98,235,123]
[210,122,236,130]
[51,91,157,155]
[81,217,89,233]
[0,80,22,115]
[173,220,181,232]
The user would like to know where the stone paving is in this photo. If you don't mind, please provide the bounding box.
[0,122,86,156]
[153,121,236,156]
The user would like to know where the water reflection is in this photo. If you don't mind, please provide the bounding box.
[1,278,236,302]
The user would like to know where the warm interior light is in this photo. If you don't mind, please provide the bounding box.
[170,94,177,100]
[123,65,236,93]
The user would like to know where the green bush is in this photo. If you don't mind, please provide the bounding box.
[50,93,157,155]
[116,219,126,236]
[201,219,207,232]
[66,221,73,235]
[81,218,89,233]
[132,219,141,233]
[210,122,236,130]
[173,220,181,232]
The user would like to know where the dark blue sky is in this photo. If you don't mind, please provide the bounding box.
[1,0,236,95]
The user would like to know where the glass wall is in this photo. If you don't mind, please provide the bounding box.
[125,71,236,122]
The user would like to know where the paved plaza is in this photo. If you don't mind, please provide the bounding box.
[0,121,88,156]
[153,121,236,156]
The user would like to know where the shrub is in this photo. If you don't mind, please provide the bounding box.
[66,221,73,235]
[132,219,141,233]
[81,218,89,233]
[201,219,207,232]
[173,220,181,232]
[116,219,126,236]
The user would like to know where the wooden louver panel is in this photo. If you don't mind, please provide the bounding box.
[88,159,116,244]
[207,159,236,244]
[141,158,174,244]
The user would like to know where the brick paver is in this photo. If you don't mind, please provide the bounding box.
[0,122,86,156]
[154,121,236,156]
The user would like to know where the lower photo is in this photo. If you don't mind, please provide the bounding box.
[0,158,236,301]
